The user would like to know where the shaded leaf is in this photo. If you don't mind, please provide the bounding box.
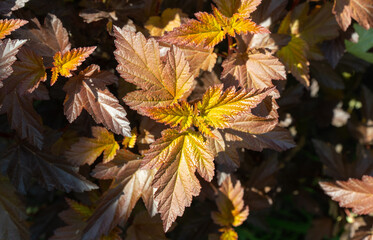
[226,126,295,152]
[65,126,120,166]
[277,36,309,86]
[82,152,156,240]
[63,64,131,137]
[51,47,96,85]
[15,14,71,58]
[0,19,28,39]
[0,176,29,240]
[142,129,214,231]
[346,24,373,63]
[125,211,167,240]
[1,143,98,194]
[11,47,47,94]
[0,87,44,149]
[320,175,373,215]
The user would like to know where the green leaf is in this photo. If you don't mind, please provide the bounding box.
[345,23,373,64]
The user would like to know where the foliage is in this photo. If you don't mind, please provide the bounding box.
[0,0,372,239]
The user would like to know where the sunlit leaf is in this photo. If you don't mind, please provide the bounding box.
[0,19,28,39]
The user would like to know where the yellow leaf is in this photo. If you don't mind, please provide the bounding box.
[144,102,195,131]
[65,126,119,166]
[162,7,268,48]
[213,0,261,18]
[122,128,137,148]
[211,176,249,228]
[196,85,274,129]
[0,19,28,39]
[65,198,93,220]
[219,227,238,240]
[51,47,96,85]
[277,36,310,86]
[145,8,186,36]
[142,129,214,231]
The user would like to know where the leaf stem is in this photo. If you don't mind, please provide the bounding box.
[228,36,233,56]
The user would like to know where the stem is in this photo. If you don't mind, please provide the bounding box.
[228,36,233,56]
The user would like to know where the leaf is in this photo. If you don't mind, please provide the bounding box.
[0,176,29,240]
[51,47,96,85]
[213,0,261,18]
[162,7,268,48]
[320,175,373,215]
[219,227,238,240]
[145,101,195,131]
[0,39,26,83]
[0,88,44,149]
[65,126,120,166]
[82,152,157,240]
[63,64,131,137]
[333,0,373,31]
[222,52,286,90]
[11,47,47,94]
[211,175,249,228]
[207,129,240,173]
[114,28,194,114]
[1,143,98,194]
[0,0,29,15]
[346,24,373,63]
[0,19,28,39]
[15,14,71,58]
[125,211,167,240]
[313,140,373,180]
[159,42,217,77]
[51,198,122,240]
[145,8,186,36]
[277,36,309,86]
[142,129,214,231]
[196,85,274,129]
[226,126,296,152]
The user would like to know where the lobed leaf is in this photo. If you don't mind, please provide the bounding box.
[162,7,268,48]
[11,47,46,94]
[0,176,29,240]
[142,129,214,231]
[145,102,195,131]
[0,19,28,39]
[0,39,26,83]
[333,0,373,31]
[51,47,96,85]
[197,84,274,129]
[222,52,286,90]
[320,175,373,215]
[63,65,131,137]
[211,175,249,227]
[213,0,261,18]
[65,126,120,166]
[114,28,194,114]
[82,153,157,240]
[1,143,98,194]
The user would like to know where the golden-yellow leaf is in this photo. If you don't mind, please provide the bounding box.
[145,8,186,37]
[65,126,119,166]
[0,19,28,39]
[196,85,274,129]
[162,6,268,48]
[144,102,195,131]
[51,46,96,85]
[211,176,249,228]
